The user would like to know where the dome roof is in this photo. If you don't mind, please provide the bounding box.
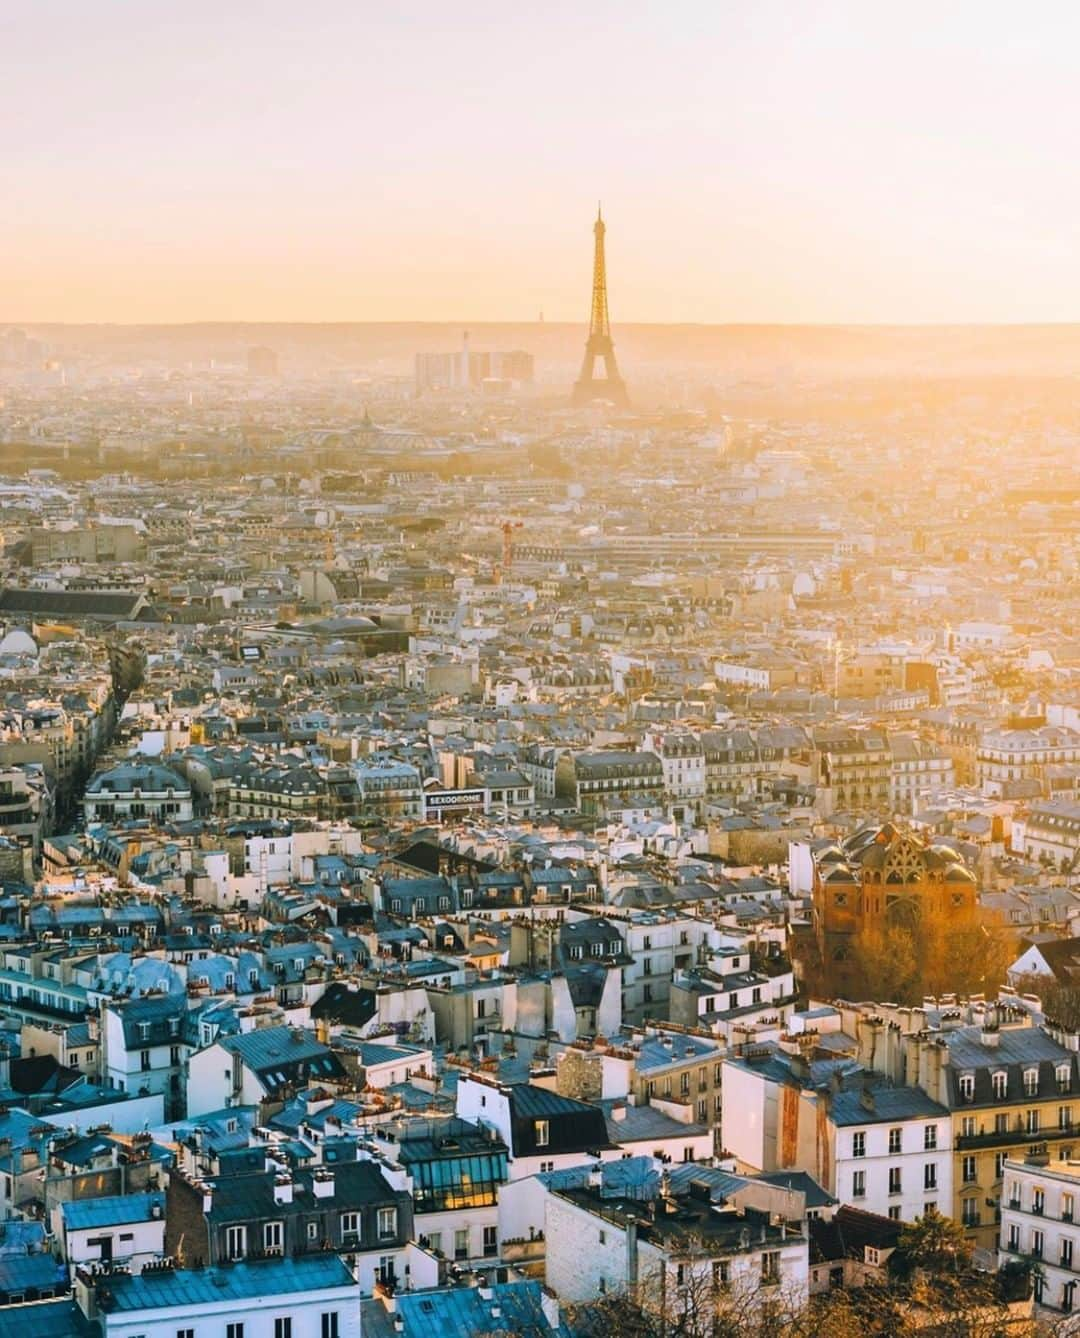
[0,628,37,657]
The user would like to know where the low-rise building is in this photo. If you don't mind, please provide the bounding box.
[1000,1155,1080,1317]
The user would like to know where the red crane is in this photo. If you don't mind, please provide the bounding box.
[499,519,523,582]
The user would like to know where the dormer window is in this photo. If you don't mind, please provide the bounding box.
[139,1022,151,1042]
[959,1073,975,1102]
[1058,1065,1072,1094]
[1024,1068,1039,1097]
[391,899,403,913]
[535,1119,550,1148]
[992,1071,1007,1099]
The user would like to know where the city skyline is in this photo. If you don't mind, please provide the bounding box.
[5,0,1080,325]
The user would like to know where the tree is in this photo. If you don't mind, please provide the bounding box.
[566,1258,807,1338]
[1015,973,1080,1034]
[887,1206,972,1281]
[843,911,1017,1007]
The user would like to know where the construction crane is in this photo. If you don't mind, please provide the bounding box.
[498,519,523,583]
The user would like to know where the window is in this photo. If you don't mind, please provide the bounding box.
[992,1071,1007,1099]
[140,1049,151,1071]
[761,1251,780,1286]
[177,1330,194,1338]
[227,1326,244,1338]
[1062,1105,1073,1131]
[1027,1109,1041,1134]
[535,1119,550,1148]
[994,1152,1007,1181]
[994,1112,1008,1135]
[852,1170,866,1199]
[321,1315,340,1338]
[888,1167,902,1196]
[888,1128,902,1155]
[962,1197,979,1227]
[1033,1187,1045,1215]
[225,1225,246,1260]
[924,1125,937,1151]
[307,1221,319,1241]
[483,1225,497,1256]
[454,1228,469,1260]
[378,1207,397,1239]
[1007,1224,1020,1252]
[962,1156,977,1184]
[961,1116,976,1139]
[340,1211,359,1240]
[1063,1239,1075,1269]
[924,1164,937,1191]
[1065,1193,1075,1223]
[1059,1065,1073,1094]
[539,1161,554,1173]
[1032,1228,1044,1259]
[713,1260,730,1291]
[959,1073,975,1102]
[264,1221,283,1251]
[274,1321,292,1338]
[888,1206,902,1220]
[852,1131,866,1159]
[1024,1068,1039,1097]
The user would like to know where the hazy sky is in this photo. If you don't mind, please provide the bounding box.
[4,1,1080,324]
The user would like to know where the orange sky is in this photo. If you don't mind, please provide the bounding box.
[3,1,1079,323]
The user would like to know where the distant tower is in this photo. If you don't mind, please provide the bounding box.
[460,330,471,390]
[572,205,629,408]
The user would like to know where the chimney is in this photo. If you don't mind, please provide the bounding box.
[626,1216,639,1286]
[273,1174,294,1205]
[313,1168,335,1198]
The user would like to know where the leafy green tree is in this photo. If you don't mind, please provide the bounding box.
[887,1206,972,1281]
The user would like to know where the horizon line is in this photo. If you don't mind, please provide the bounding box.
[6,318,1080,331]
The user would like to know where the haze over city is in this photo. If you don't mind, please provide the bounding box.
[6,0,1080,323]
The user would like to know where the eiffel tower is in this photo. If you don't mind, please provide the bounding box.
[571,205,629,408]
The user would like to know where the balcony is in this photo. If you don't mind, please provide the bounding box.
[956,1121,1076,1151]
